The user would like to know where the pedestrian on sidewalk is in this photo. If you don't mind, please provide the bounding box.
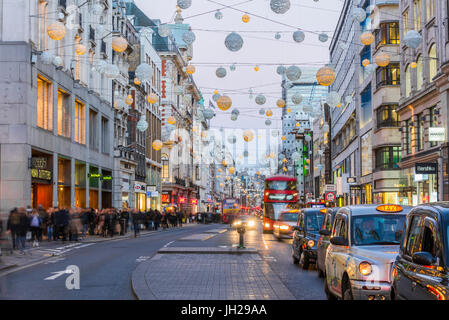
[55,208,69,242]
[87,208,96,236]
[47,208,55,241]
[7,208,29,254]
[161,212,168,230]
[177,210,183,227]
[37,204,47,242]
[6,208,19,250]
[154,210,161,231]
[120,209,129,235]
[29,209,42,247]
[131,209,140,237]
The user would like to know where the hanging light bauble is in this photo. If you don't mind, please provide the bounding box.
[287,108,292,113]
[104,64,120,79]
[259,108,265,115]
[275,32,281,40]
[305,135,312,142]
[231,109,240,116]
[281,135,286,141]
[375,52,390,67]
[147,93,158,104]
[276,99,286,108]
[286,65,302,81]
[167,116,176,125]
[228,135,237,144]
[134,78,141,85]
[40,51,54,65]
[316,66,335,86]
[158,24,171,37]
[293,30,305,43]
[182,30,196,45]
[203,108,215,120]
[255,94,266,105]
[112,36,128,53]
[216,67,227,78]
[270,0,291,14]
[137,117,148,132]
[277,65,286,75]
[318,33,329,42]
[186,64,196,74]
[215,10,223,20]
[365,63,376,74]
[362,59,370,67]
[352,7,366,22]
[230,64,236,71]
[265,119,272,126]
[177,0,192,9]
[228,167,236,174]
[135,63,153,82]
[243,130,254,142]
[404,30,422,49]
[411,61,417,69]
[217,95,232,110]
[47,21,66,40]
[360,31,375,45]
[152,140,163,151]
[225,32,244,52]
[125,95,133,105]
[292,93,303,105]
[53,56,63,68]
[327,91,341,108]
[254,65,260,72]
[323,123,330,133]
[230,114,238,121]
[242,14,250,23]
[212,93,221,102]
[265,109,273,117]
[75,43,87,55]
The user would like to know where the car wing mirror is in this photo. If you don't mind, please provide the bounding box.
[412,252,437,266]
[330,236,348,246]
[319,229,331,236]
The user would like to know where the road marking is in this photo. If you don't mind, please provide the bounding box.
[136,256,151,262]
[263,256,277,262]
[163,241,174,248]
[44,269,73,280]
[44,257,66,264]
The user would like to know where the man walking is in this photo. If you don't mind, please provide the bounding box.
[131,209,140,237]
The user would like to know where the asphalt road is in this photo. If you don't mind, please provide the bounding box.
[0,220,325,300]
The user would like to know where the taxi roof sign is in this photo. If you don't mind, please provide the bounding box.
[376,205,403,213]
[320,209,327,214]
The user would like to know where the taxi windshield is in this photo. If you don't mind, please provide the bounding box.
[352,214,406,246]
[278,212,298,222]
[305,212,325,232]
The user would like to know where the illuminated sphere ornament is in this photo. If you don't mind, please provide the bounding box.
[225,32,244,52]
[292,93,303,105]
[75,43,87,55]
[276,99,286,108]
[203,108,215,120]
[152,140,163,151]
[277,65,286,75]
[365,63,376,74]
[134,78,141,85]
[104,64,120,79]
[53,56,63,68]
[255,94,266,105]
[242,14,250,23]
[411,62,417,69]
[254,65,260,72]
[275,32,281,40]
[375,52,390,67]
[186,65,196,74]
[270,0,291,14]
[228,135,237,144]
[47,21,66,40]
[231,109,240,116]
[228,167,236,174]
[243,130,254,142]
[326,91,341,108]
[243,151,249,157]
[286,65,302,81]
[137,116,148,132]
[158,24,171,37]
[316,67,335,86]
[147,93,158,104]
[182,30,196,45]
[219,183,224,188]
[265,119,272,126]
[135,63,152,82]
[281,135,286,141]
[112,36,128,53]
[167,116,176,125]
[215,10,223,20]
[217,95,232,111]
[230,64,236,71]
[360,31,375,45]
[212,93,221,102]
[404,30,422,49]
[216,67,227,78]
[259,108,265,115]
[230,114,238,121]
[125,95,133,105]
[319,33,329,42]
[293,30,305,43]
[362,59,370,67]
[265,110,273,117]
[287,108,291,113]
[305,135,312,142]
[352,7,366,22]
[40,51,54,65]
[177,0,192,9]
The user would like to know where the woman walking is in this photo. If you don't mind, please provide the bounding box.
[29,209,42,247]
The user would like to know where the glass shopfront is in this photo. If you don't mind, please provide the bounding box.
[75,161,86,207]
[31,150,53,209]
[361,183,372,204]
[58,156,71,208]
[399,167,438,206]
[101,169,112,208]
[88,165,99,209]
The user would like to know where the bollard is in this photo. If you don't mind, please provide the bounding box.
[237,225,246,248]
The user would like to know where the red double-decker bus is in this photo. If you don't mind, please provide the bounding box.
[263,175,299,233]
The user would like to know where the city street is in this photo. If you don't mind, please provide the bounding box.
[0,221,324,300]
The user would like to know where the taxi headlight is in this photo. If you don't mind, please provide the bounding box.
[279,225,289,230]
[264,223,270,228]
[248,220,255,227]
[233,221,242,226]
[359,261,373,276]
[307,240,315,248]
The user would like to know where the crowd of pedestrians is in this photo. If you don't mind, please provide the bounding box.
[3,205,194,254]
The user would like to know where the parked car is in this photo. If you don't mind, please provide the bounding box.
[273,210,299,239]
[316,208,337,278]
[324,204,412,300]
[391,202,449,300]
[291,208,326,269]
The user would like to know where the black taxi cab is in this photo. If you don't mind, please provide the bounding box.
[316,208,338,278]
[291,208,326,270]
[391,202,449,300]
[324,204,412,300]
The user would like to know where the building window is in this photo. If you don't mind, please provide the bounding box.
[38,0,48,51]
[405,64,411,97]
[37,76,53,131]
[195,165,200,181]
[375,22,399,47]
[429,44,437,81]
[376,63,400,86]
[417,113,424,151]
[57,90,70,137]
[427,0,435,21]
[74,100,86,144]
[89,109,98,150]
[101,117,109,153]
[376,105,400,128]
[162,155,169,181]
[402,8,410,38]
[361,131,373,176]
[375,146,401,170]
[405,119,412,154]
[429,106,438,147]
[416,55,423,90]
[414,0,422,31]
[360,84,372,129]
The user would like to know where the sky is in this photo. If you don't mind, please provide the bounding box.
[134,0,343,169]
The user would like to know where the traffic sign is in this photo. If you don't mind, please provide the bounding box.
[325,192,336,202]
[324,184,337,192]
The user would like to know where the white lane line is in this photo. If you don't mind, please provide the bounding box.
[163,241,174,248]
[44,269,72,280]
[136,256,151,262]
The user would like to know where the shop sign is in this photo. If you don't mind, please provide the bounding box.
[415,163,437,175]
[31,169,52,181]
[162,193,170,203]
[102,175,113,181]
[429,127,445,142]
[151,191,159,197]
[88,173,101,179]
[350,185,361,191]
[179,197,186,204]
[191,199,198,205]
[324,184,337,192]
[147,185,156,192]
[31,157,47,169]
[347,177,357,184]
[134,184,145,192]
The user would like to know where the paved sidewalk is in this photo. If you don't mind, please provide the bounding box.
[132,251,295,300]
